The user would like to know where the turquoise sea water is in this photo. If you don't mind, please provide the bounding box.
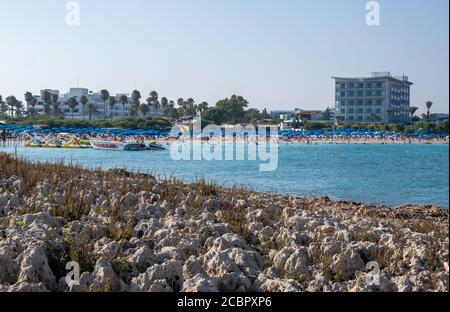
[1,143,448,208]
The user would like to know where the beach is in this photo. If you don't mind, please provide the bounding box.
[0,153,448,292]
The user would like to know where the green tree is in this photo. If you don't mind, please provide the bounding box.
[85,103,97,120]
[385,109,394,123]
[214,95,249,124]
[128,104,138,118]
[425,101,433,121]
[323,107,332,121]
[108,96,117,120]
[197,102,209,116]
[28,97,38,116]
[42,91,52,116]
[67,97,79,119]
[24,92,35,116]
[6,96,17,117]
[100,89,110,120]
[80,95,89,120]
[131,90,141,118]
[140,103,149,116]
[51,94,60,117]
[409,106,418,126]
[119,94,128,118]
[0,96,7,116]
[160,97,169,116]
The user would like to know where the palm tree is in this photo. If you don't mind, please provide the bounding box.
[197,102,209,116]
[85,103,97,120]
[140,103,149,116]
[131,90,141,118]
[51,94,60,117]
[161,97,169,116]
[80,95,88,120]
[6,96,17,117]
[128,105,138,118]
[29,98,38,116]
[108,96,117,120]
[323,107,332,121]
[409,106,418,126]
[147,91,159,115]
[100,89,110,120]
[15,101,24,117]
[119,95,128,118]
[67,97,79,119]
[42,91,52,116]
[425,101,433,121]
[0,96,7,116]
[24,92,34,116]
[385,109,394,123]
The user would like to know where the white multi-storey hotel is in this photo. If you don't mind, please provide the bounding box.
[31,88,164,119]
[332,72,413,124]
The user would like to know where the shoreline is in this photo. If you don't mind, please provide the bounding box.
[0,153,448,292]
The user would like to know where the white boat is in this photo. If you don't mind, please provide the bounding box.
[90,140,147,151]
[146,141,166,151]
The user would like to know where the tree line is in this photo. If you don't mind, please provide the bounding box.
[0,91,271,125]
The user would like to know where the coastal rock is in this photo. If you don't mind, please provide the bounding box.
[128,246,158,272]
[183,256,206,279]
[0,246,19,283]
[182,274,218,292]
[90,257,122,292]
[16,246,57,291]
[284,248,312,281]
[330,248,365,281]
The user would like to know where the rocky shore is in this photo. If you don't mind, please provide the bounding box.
[0,153,448,292]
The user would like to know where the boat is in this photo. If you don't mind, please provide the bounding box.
[79,140,92,149]
[90,140,147,151]
[62,138,81,149]
[25,139,43,148]
[146,141,166,151]
[43,138,62,148]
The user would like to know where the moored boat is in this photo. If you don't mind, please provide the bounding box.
[90,140,147,151]
[25,139,43,148]
[146,141,166,151]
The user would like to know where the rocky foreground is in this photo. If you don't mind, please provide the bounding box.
[0,153,448,292]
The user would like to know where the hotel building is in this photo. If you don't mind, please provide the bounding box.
[31,88,164,120]
[332,72,413,124]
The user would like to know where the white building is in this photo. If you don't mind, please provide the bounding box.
[32,88,164,120]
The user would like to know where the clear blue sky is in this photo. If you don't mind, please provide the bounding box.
[0,0,448,113]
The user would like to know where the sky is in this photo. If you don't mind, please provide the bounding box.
[0,0,448,114]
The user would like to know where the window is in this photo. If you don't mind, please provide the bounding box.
[356,83,364,89]
[366,91,372,96]
[357,108,363,113]
[366,100,373,105]
[366,83,373,88]
[348,109,354,113]
[366,108,372,113]
[357,91,363,97]
[357,100,363,106]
